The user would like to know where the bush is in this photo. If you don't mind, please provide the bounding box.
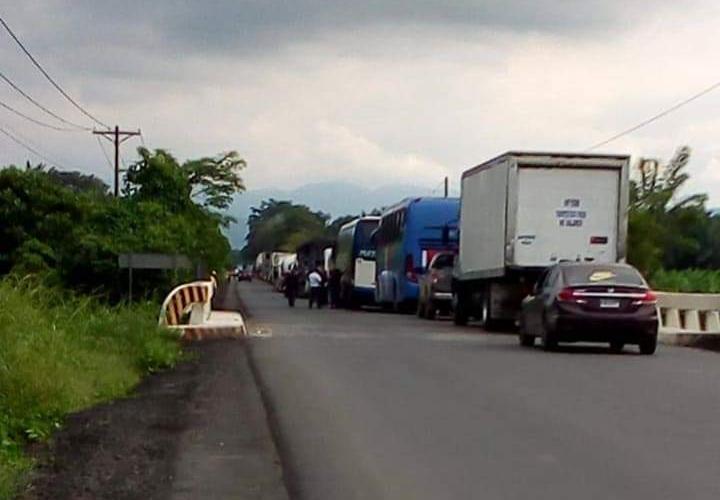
[650,269,720,293]
[0,279,182,499]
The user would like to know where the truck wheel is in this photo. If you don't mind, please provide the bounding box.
[518,319,534,347]
[453,292,468,326]
[477,292,498,331]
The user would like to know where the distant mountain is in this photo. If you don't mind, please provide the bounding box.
[224,181,455,248]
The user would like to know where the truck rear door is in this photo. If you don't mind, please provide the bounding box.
[513,167,619,267]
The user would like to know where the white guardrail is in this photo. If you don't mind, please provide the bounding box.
[657,292,720,335]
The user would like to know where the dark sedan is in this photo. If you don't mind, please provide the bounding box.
[518,262,659,354]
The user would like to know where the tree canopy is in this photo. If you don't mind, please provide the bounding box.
[0,147,246,299]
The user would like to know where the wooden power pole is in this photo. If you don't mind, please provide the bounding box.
[93,126,141,197]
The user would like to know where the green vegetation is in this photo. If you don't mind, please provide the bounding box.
[0,279,183,499]
[650,269,720,294]
[627,146,720,292]
[0,147,245,498]
[241,199,375,261]
[0,148,245,299]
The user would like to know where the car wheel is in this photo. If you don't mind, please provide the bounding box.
[540,317,557,351]
[453,291,468,326]
[639,335,657,355]
[610,340,625,353]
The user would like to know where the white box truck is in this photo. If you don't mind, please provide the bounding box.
[453,152,630,328]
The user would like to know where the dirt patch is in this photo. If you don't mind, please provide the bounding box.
[20,347,200,500]
[21,281,287,500]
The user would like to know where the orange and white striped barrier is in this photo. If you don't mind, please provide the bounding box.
[159,280,246,340]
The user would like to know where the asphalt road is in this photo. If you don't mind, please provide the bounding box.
[242,281,720,500]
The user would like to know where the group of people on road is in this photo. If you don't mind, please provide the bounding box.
[282,262,342,309]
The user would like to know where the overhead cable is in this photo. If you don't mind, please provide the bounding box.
[0,70,90,130]
[587,79,720,151]
[0,123,70,169]
[0,14,109,129]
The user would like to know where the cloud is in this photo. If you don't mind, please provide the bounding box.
[0,0,719,207]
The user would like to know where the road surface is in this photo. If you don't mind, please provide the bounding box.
[241,281,720,500]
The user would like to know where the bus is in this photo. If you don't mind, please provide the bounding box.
[335,216,380,306]
[374,197,460,310]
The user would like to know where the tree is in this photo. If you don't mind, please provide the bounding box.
[183,151,246,213]
[243,200,330,258]
[627,146,711,275]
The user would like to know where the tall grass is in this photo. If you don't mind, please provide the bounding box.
[650,269,720,294]
[0,279,182,499]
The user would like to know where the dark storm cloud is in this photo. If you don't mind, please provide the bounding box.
[13,0,661,58]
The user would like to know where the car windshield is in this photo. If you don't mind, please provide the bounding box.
[562,266,646,286]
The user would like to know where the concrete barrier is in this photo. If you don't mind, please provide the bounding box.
[657,292,720,335]
[159,280,246,340]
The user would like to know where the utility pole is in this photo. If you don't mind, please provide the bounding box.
[93,126,141,197]
[444,176,449,198]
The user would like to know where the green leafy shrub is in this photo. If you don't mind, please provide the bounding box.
[0,279,182,499]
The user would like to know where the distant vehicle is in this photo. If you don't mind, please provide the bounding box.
[255,252,271,280]
[417,251,455,319]
[335,216,380,306]
[237,269,253,282]
[270,252,294,283]
[518,262,659,354]
[453,152,630,329]
[375,197,459,311]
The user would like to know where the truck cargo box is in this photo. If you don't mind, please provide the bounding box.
[457,152,629,280]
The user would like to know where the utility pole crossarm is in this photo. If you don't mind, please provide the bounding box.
[93,126,142,197]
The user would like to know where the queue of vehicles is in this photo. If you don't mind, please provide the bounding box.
[252,151,659,354]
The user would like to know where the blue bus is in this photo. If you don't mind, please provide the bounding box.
[335,216,380,306]
[374,197,460,310]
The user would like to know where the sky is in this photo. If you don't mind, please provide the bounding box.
[1,1,720,204]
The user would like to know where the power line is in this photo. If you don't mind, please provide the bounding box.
[0,70,90,130]
[0,123,70,169]
[587,79,720,151]
[0,14,109,129]
[96,134,113,170]
[0,97,79,131]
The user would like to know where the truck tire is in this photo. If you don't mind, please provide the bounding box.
[476,289,498,331]
[453,291,469,326]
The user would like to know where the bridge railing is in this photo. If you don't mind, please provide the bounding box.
[657,292,720,335]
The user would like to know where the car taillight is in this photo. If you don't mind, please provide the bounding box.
[634,290,657,305]
[557,287,577,302]
[405,254,417,282]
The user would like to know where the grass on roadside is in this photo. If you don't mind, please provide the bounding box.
[0,278,182,499]
[650,269,720,294]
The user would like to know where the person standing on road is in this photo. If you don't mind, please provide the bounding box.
[328,265,342,308]
[283,267,300,307]
[307,266,324,309]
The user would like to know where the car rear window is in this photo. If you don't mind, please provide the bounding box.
[562,266,646,286]
[432,254,454,268]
